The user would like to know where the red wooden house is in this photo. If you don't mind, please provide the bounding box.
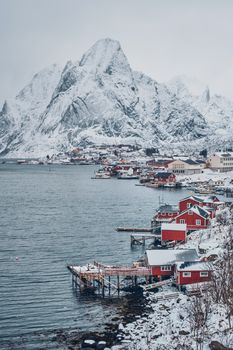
[174,205,210,231]
[179,195,203,212]
[153,204,179,223]
[153,172,176,187]
[175,261,211,285]
[161,223,187,242]
[145,249,199,278]
[179,195,222,213]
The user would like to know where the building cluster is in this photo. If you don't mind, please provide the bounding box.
[145,194,224,287]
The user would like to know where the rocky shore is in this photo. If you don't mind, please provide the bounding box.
[52,292,152,349]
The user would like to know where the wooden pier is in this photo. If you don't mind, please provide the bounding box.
[141,278,173,291]
[130,233,161,246]
[67,261,152,297]
[116,227,152,232]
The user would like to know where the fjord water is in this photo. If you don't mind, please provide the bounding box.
[0,164,189,349]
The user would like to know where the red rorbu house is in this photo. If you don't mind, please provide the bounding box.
[151,204,179,233]
[153,204,179,223]
[111,164,140,175]
[179,195,222,214]
[161,223,187,242]
[145,249,199,278]
[175,261,212,286]
[174,205,210,232]
[153,172,176,187]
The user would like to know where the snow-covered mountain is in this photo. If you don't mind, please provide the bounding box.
[0,39,232,157]
[167,75,233,135]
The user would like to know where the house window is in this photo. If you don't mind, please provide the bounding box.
[188,210,193,215]
[168,213,173,216]
[161,265,172,271]
[182,272,191,277]
[196,220,201,225]
[187,203,191,208]
[200,272,208,277]
[180,219,185,224]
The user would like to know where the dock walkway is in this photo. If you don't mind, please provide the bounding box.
[68,261,152,296]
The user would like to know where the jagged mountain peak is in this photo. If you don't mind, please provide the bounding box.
[79,38,131,76]
[167,75,208,99]
[15,64,62,106]
[0,39,233,157]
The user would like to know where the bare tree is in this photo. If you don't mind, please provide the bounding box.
[209,224,233,329]
[189,294,211,350]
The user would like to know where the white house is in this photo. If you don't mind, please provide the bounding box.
[208,152,233,172]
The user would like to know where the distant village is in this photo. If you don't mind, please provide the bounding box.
[11,145,233,197]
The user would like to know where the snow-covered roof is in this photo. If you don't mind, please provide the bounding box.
[175,205,210,219]
[161,223,187,231]
[176,261,211,271]
[158,204,179,213]
[146,249,199,266]
[191,205,210,218]
[212,152,233,158]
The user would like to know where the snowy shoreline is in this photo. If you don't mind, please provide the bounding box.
[111,206,233,350]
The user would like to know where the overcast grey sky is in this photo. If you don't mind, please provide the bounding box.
[0,0,233,106]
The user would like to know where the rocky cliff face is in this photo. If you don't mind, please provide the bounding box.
[0,38,231,157]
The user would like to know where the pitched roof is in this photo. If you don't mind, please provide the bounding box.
[184,159,199,165]
[155,172,174,178]
[180,195,204,203]
[193,206,210,219]
[158,204,179,213]
[176,261,210,271]
[175,205,210,219]
[146,249,199,266]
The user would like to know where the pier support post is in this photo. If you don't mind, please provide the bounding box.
[102,276,105,298]
[130,235,134,246]
[117,275,120,296]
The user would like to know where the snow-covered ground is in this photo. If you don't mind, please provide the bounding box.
[177,168,233,187]
[111,207,233,350]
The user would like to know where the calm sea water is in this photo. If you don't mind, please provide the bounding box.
[0,164,190,349]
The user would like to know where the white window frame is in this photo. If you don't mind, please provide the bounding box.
[187,203,191,208]
[161,265,172,271]
[200,272,208,277]
[188,210,193,215]
[196,219,201,225]
[182,272,191,277]
[180,219,185,224]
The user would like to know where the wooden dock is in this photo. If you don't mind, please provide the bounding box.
[142,278,173,291]
[116,227,152,232]
[130,233,161,246]
[67,261,152,297]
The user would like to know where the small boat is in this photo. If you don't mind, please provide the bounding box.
[17,159,28,164]
[194,187,214,194]
[117,168,139,180]
[145,182,159,188]
[92,170,111,179]
[163,183,177,188]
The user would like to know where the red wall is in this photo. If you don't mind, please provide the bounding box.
[175,211,209,230]
[179,198,201,212]
[162,229,186,241]
[177,270,211,285]
[157,212,179,220]
[151,266,174,277]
